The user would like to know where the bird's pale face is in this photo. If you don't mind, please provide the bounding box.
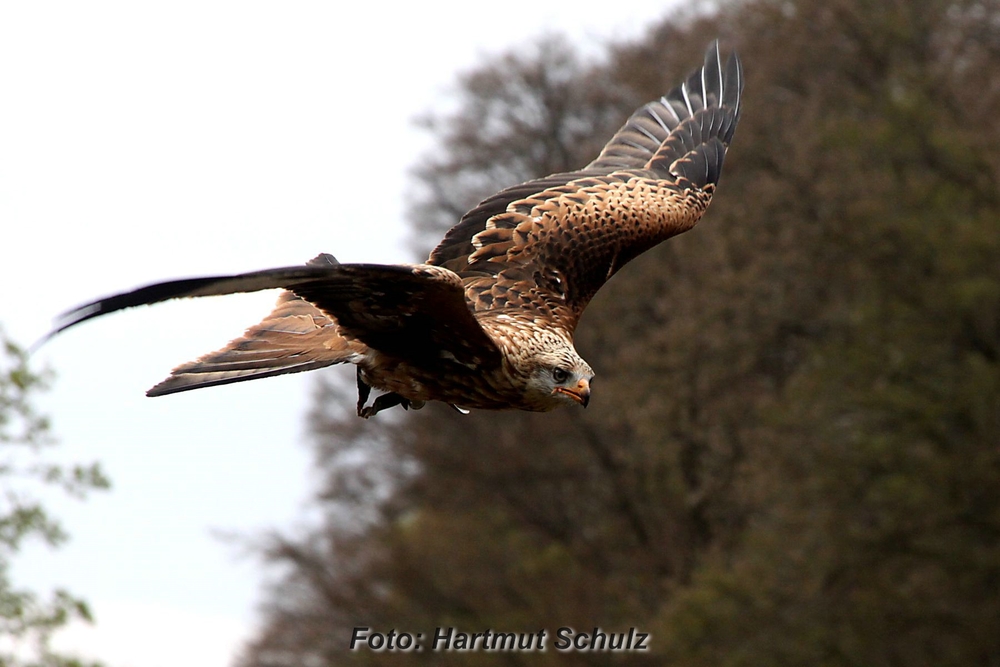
[522,346,595,411]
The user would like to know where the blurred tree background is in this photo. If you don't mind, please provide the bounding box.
[0,329,109,667]
[238,0,1000,664]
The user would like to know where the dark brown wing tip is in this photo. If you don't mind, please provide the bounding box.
[645,40,743,189]
[41,275,230,345]
[39,254,343,346]
[587,40,743,187]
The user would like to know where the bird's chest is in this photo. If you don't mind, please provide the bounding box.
[359,353,524,410]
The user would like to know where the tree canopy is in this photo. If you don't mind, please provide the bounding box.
[238,0,1000,664]
[0,329,109,667]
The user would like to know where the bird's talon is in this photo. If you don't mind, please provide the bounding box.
[356,368,372,416]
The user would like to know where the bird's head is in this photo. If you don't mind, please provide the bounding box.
[522,344,595,411]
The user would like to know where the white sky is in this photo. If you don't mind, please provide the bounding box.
[0,1,681,665]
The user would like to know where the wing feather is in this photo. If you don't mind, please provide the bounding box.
[289,263,502,368]
[427,41,744,333]
[48,254,343,340]
[48,255,502,379]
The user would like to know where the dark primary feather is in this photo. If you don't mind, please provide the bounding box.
[49,254,341,341]
[588,41,742,176]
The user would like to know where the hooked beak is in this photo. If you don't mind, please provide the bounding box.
[554,378,591,408]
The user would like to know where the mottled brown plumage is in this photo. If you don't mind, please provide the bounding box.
[46,41,743,417]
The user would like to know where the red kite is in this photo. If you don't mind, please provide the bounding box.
[49,42,743,417]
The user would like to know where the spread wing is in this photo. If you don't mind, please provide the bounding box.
[427,41,743,334]
[48,255,502,375]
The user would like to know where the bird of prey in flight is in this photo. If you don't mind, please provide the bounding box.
[47,41,743,418]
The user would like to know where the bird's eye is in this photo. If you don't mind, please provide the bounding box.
[552,368,570,383]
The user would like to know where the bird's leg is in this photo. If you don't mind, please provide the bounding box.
[360,392,410,419]
[356,367,372,417]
